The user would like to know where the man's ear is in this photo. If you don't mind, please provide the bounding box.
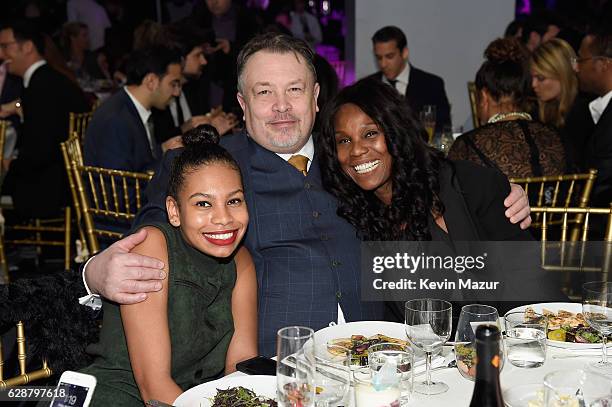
[237,92,246,118]
[313,82,320,112]
[402,47,409,61]
[21,39,35,55]
[166,196,181,227]
[143,73,160,91]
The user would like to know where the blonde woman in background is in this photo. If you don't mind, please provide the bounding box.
[530,38,578,129]
[531,37,596,172]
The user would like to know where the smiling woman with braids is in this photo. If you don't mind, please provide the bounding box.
[315,78,559,321]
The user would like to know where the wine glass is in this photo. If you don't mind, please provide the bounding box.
[405,299,452,395]
[419,105,436,144]
[313,344,351,407]
[454,304,502,380]
[277,326,316,407]
[583,282,612,376]
[544,369,612,406]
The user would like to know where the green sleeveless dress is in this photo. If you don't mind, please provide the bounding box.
[81,222,236,406]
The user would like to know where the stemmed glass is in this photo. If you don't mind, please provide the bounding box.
[405,299,452,395]
[313,344,351,407]
[544,369,612,406]
[277,326,316,407]
[583,282,612,376]
[420,105,436,144]
[454,304,502,380]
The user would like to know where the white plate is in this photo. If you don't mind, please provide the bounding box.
[503,383,543,407]
[313,321,435,362]
[174,375,276,407]
[506,302,611,350]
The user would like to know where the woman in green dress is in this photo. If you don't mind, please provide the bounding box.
[81,125,257,405]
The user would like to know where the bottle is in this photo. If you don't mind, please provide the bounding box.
[469,324,504,407]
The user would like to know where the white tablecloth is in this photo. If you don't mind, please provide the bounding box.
[216,346,604,406]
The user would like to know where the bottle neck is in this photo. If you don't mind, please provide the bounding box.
[470,334,504,407]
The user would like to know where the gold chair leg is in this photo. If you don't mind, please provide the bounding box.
[64,207,71,270]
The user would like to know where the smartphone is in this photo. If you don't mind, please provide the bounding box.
[49,371,97,407]
[236,356,277,376]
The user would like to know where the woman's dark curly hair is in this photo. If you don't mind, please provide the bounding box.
[316,78,446,241]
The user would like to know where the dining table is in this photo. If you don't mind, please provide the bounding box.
[180,343,607,406]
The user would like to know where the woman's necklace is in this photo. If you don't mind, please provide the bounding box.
[487,111,532,124]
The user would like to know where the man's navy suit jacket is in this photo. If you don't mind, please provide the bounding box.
[84,88,161,172]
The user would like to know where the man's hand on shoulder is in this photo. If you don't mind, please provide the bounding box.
[84,229,166,304]
[505,183,532,230]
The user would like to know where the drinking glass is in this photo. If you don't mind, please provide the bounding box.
[277,326,316,407]
[435,125,455,154]
[405,299,452,395]
[313,344,351,407]
[353,367,401,407]
[544,369,612,406]
[505,311,547,368]
[454,304,502,380]
[368,343,414,405]
[420,105,436,144]
[583,282,612,376]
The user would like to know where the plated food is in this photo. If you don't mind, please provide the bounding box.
[173,375,276,407]
[524,307,608,344]
[327,334,409,366]
[210,386,277,407]
[506,303,611,349]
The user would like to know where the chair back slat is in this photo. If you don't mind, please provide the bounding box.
[510,170,598,239]
[71,164,152,253]
[69,111,93,146]
[467,82,479,129]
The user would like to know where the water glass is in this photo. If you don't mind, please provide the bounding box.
[454,304,502,380]
[313,344,351,407]
[368,343,414,405]
[583,281,612,376]
[505,311,547,368]
[420,105,436,144]
[433,125,455,154]
[405,299,452,395]
[354,367,401,407]
[277,326,316,407]
[544,369,612,406]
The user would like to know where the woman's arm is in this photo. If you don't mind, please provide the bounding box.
[120,226,183,405]
[225,246,258,374]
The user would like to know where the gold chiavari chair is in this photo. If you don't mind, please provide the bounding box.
[510,169,598,241]
[532,206,612,298]
[60,134,88,261]
[4,208,72,271]
[467,81,479,129]
[71,163,152,253]
[68,111,93,146]
[0,321,52,389]
[0,122,72,270]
